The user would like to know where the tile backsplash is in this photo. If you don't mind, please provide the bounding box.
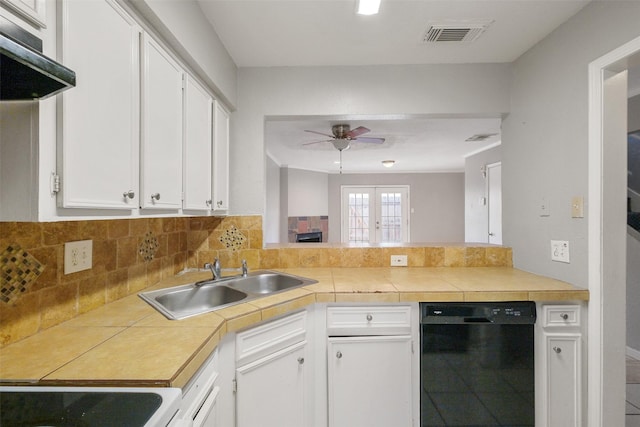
[0,215,512,347]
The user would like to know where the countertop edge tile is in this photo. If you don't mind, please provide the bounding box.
[0,266,589,387]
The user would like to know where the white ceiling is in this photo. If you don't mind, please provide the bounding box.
[198,0,590,68]
[265,116,502,173]
[198,0,591,173]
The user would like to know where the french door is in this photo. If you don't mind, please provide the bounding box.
[341,186,410,243]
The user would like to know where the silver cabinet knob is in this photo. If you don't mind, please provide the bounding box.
[217,200,223,208]
[123,190,135,199]
[366,314,373,322]
[297,357,305,365]
[151,193,161,201]
[206,199,212,206]
[336,351,342,359]
[553,346,562,354]
[561,313,569,320]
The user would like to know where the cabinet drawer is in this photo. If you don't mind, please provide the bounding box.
[236,311,306,366]
[542,305,580,328]
[327,305,411,336]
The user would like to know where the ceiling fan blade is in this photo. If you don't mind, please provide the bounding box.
[303,139,333,146]
[305,129,335,138]
[353,136,385,144]
[346,126,370,138]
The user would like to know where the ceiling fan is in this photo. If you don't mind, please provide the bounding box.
[302,124,385,173]
[303,124,385,151]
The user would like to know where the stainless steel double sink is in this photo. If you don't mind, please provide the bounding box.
[139,270,317,320]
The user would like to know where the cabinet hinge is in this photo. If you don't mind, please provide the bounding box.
[51,173,60,194]
[232,378,237,393]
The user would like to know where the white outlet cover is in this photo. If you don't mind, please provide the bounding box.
[390,255,408,267]
[550,240,570,263]
[64,240,93,274]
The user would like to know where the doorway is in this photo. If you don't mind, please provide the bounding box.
[589,35,640,426]
[340,185,410,243]
[487,162,503,245]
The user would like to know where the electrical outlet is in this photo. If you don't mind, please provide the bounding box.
[391,255,408,267]
[550,240,570,263]
[64,239,93,274]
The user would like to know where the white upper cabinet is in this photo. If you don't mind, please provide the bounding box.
[183,75,213,212]
[140,34,183,210]
[58,0,140,209]
[0,0,46,28]
[212,102,229,213]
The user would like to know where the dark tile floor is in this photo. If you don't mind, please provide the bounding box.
[627,356,640,426]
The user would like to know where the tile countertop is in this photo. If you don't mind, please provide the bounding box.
[0,267,588,388]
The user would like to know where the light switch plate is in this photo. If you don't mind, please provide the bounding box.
[540,197,550,217]
[64,240,93,274]
[571,196,584,218]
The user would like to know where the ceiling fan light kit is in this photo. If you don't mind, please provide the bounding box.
[302,123,386,173]
[357,0,380,15]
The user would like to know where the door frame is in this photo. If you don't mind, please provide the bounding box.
[340,185,410,243]
[486,161,502,245]
[588,34,640,426]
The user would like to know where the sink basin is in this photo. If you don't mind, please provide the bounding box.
[226,272,310,295]
[139,271,317,320]
[140,283,248,320]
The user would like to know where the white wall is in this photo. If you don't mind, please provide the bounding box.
[502,2,640,424]
[503,1,640,286]
[127,0,238,108]
[465,146,502,243]
[327,172,464,243]
[232,64,511,215]
[264,155,280,244]
[286,168,328,217]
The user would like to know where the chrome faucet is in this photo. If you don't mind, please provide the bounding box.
[241,259,248,277]
[196,258,248,287]
[205,258,222,281]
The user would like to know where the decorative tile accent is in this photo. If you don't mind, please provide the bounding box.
[1,244,44,304]
[139,231,160,262]
[219,226,246,251]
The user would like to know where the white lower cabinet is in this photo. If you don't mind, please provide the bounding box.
[326,304,417,427]
[536,304,583,427]
[236,342,307,427]
[327,335,413,427]
[234,311,309,427]
[175,350,220,427]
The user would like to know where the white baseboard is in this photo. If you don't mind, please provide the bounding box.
[627,346,640,360]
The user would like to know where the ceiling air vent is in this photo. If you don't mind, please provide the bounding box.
[422,20,494,43]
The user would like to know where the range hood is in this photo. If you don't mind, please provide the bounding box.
[0,16,75,100]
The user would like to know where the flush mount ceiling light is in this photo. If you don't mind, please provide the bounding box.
[357,0,380,15]
[382,160,395,168]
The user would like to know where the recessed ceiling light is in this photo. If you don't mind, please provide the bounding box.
[357,0,380,15]
[382,160,395,168]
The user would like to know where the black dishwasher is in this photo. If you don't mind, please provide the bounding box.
[420,302,536,427]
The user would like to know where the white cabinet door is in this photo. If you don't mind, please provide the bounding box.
[545,334,581,427]
[212,102,229,213]
[140,34,183,210]
[235,342,306,427]
[183,75,213,211]
[59,0,140,209]
[0,0,46,28]
[327,335,413,427]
